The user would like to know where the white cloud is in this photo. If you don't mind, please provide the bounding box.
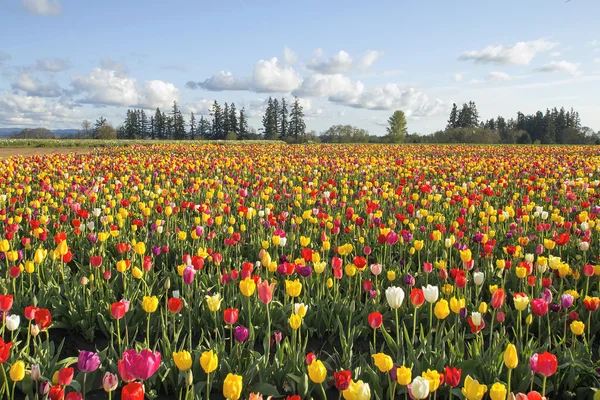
[453,73,463,82]
[588,40,599,48]
[252,57,303,92]
[594,57,600,64]
[71,68,179,109]
[488,71,511,81]
[283,47,297,65]
[0,91,79,127]
[193,71,249,91]
[35,58,71,72]
[21,0,62,15]
[357,50,382,70]
[459,39,558,65]
[100,58,127,76]
[307,50,353,74]
[184,99,214,116]
[11,72,62,97]
[293,73,364,98]
[534,60,582,76]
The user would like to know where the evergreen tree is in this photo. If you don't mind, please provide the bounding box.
[199,117,211,139]
[289,97,306,140]
[239,108,249,139]
[446,103,458,130]
[94,117,108,131]
[456,104,471,128]
[140,110,149,139]
[150,116,156,140]
[263,97,279,140]
[171,101,186,140]
[279,98,289,138]
[542,111,557,144]
[272,98,280,138]
[228,103,238,138]
[211,101,223,140]
[189,112,196,140]
[496,116,508,142]
[223,103,230,138]
[124,109,138,139]
[385,110,408,143]
[468,101,479,127]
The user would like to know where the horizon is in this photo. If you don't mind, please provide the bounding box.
[1,0,599,135]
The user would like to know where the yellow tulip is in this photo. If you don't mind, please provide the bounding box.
[134,242,146,255]
[223,373,243,400]
[434,299,450,320]
[289,313,302,330]
[372,353,393,373]
[422,369,442,392]
[172,351,192,371]
[503,344,518,369]
[489,382,507,400]
[142,296,158,313]
[450,297,465,314]
[239,277,256,297]
[9,360,25,382]
[307,360,327,383]
[396,366,411,385]
[461,375,487,400]
[570,320,585,336]
[285,279,302,297]
[205,294,222,312]
[200,350,218,374]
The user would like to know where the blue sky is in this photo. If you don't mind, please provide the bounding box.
[1,0,599,135]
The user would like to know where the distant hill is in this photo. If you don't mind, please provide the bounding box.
[0,128,79,137]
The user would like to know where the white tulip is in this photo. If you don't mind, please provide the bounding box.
[422,284,439,303]
[356,381,371,400]
[579,241,590,251]
[471,312,482,326]
[6,314,19,331]
[279,237,287,247]
[541,211,549,220]
[525,253,534,263]
[385,286,405,309]
[473,272,484,286]
[410,376,431,399]
[581,222,589,231]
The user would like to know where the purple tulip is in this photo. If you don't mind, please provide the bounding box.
[403,274,415,287]
[550,303,561,313]
[183,267,195,285]
[542,288,553,304]
[297,265,313,278]
[152,246,161,256]
[561,294,574,309]
[459,307,468,319]
[78,350,101,373]
[234,325,249,343]
[40,381,50,395]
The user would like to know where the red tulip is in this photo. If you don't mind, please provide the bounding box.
[0,295,13,312]
[536,352,558,377]
[467,317,485,333]
[531,299,548,316]
[444,366,461,387]
[24,306,39,320]
[168,298,183,314]
[121,382,145,400]
[583,264,595,277]
[0,338,12,363]
[584,297,600,311]
[368,312,383,329]
[410,289,425,307]
[90,256,103,268]
[555,232,570,246]
[490,288,505,309]
[65,393,82,400]
[286,396,301,400]
[34,308,52,330]
[58,367,74,385]
[305,352,316,365]
[223,308,239,325]
[48,386,65,400]
[334,370,352,390]
[111,302,126,320]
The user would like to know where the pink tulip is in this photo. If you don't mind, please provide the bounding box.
[258,280,276,304]
[121,349,161,380]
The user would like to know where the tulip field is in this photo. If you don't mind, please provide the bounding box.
[2,143,600,400]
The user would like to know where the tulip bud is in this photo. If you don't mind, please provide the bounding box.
[80,276,89,286]
[40,381,50,395]
[31,364,40,381]
[164,278,171,290]
[186,369,194,387]
[102,372,118,392]
[30,324,40,337]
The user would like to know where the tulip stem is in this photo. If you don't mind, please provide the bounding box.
[412,307,417,345]
[1,365,9,399]
[146,313,151,349]
[542,376,547,398]
[206,372,210,400]
[265,303,271,366]
[82,373,87,400]
[395,307,401,360]
[116,318,122,355]
[507,368,511,400]
[320,383,327,400]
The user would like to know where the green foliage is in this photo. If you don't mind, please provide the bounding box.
[385,110,408,143]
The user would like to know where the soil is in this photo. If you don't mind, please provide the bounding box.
[0,147,91,159]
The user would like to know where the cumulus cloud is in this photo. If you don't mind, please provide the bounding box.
[283,47,298,65]
[191,71,250,91]
[293,73,364,99]
[0,91,80,127]
[534,60,582,76]
[71,68,179,109]
[35,58,71,72]
[252,57,303,92]
[487,71,511,81]
[307,50,353,74]
[184,99,214,116]
[21,0,62,15]
[100,58,128,76]
[459,39,558,65]
[357,50,382,70]
[11,72,63,97]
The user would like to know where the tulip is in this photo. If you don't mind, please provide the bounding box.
[489,382,507,400]
[121,349,161,380]
[58,367,74,385]
[234,325,249,343]
[257,280,276,304]
[307,359,327,383]
[372,353,393,373]
[434,299,450,320]
[473,272,484,286]
[31,364,40,381]
[396,365,411,385]
[200,350,218,374]
[385,286,405,309]
[423,284,439,334]
[48,386,65,400]
[422,369,441,393]
[409,376,430,399]
[462,375,487,400]
[102,372,118,393]
[223,373,243,400]
[9,360,25,382]
[334,370,352,391]
[294,303,308,318]
[205,294,222,312]
[6,315,19,332]
[121,382,145,400]
[173,350,193,371]
[78,350,101,373]
[343,380,371,400]
[289,313,302,330]
[285,279,302,297]
[444,366,461,388]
